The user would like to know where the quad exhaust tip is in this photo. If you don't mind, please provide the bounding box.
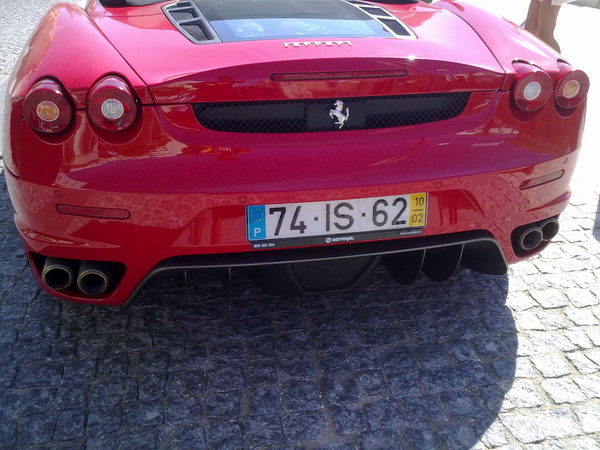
[518,226,544,251]
[42,257,77,291]
[540,217,560,241]
[77,261,111,296]
[513,217,560,255]
[41,257,112,296]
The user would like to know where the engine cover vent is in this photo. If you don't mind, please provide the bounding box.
[163,1,221,44]
[347,1,415,38]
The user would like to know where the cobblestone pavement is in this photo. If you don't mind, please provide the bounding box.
[0,180,598,450]
[1,1,600,449]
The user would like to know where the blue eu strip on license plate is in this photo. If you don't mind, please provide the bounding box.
[247,193,427,247]
[247,205,268,240]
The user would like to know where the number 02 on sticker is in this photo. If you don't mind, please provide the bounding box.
[247,193,427,241]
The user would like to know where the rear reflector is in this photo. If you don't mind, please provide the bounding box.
[519,170,564,190]
[56,204,131,220]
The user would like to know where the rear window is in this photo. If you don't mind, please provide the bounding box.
[193,0,394,42]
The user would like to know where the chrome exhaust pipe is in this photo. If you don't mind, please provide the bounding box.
[42,257,77,291]
[77,261,110,296]
[540,218,560,241]
[518,226,543,251]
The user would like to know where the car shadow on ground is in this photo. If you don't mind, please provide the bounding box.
[125,269,515,449]
[0,172,516,449]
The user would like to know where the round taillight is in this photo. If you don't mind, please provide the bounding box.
[555,65,589,109]
[87,76,137,132]
[511,65,553,111]
[23,79,73,133]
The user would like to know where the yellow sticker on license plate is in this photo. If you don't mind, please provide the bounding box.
[408,193,427,227]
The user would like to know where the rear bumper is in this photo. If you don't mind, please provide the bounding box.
[7,162,572,305]
[5,91,583,305]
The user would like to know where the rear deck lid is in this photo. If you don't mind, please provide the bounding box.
[91,0,506,103]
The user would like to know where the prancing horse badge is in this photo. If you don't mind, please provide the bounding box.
[329,100,350,129]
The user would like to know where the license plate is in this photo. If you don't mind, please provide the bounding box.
[247,193,427,246]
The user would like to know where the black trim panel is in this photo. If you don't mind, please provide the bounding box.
[120,230,507,309]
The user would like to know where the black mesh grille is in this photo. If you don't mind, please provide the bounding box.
[181,23,209,41]
[192,93,471,133]
[291,256,375,292]
[360,6,392,17]
[170,11,195,21]
[379,18,411,36]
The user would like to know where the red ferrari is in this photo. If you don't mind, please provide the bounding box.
[4,0,588,306]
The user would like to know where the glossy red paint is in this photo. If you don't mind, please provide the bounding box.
[4,0,587,305]
[435,0,559,76]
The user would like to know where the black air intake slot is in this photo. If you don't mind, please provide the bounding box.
[378,18,412,36]
[163,1,220,44]
[347,1,415,38]
[193,93,471,133]
[360,6,393,17]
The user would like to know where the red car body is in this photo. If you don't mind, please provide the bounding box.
[4,0,588,306]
